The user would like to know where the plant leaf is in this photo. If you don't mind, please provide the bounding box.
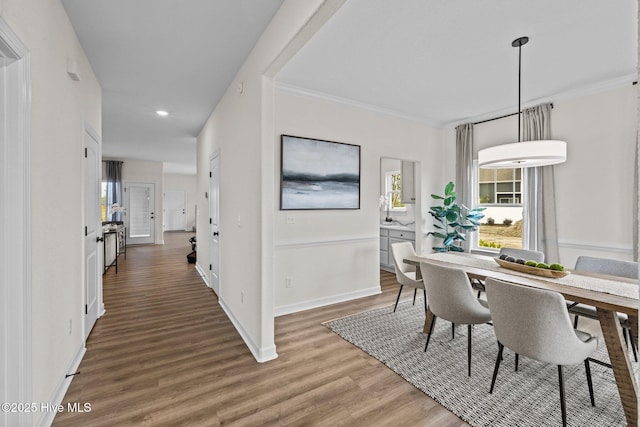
[444,181,455,195]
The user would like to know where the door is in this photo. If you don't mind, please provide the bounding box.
[83,126,101,339]
[209,154,220,295]
[164,190,186,231]
[126,183,155,245]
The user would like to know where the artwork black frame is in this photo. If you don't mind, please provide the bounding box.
[280,135,361,210]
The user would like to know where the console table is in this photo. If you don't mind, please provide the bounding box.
[103,224,126,273]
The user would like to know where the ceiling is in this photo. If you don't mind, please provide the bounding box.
[62,0,285,174]
[62,1,637,175]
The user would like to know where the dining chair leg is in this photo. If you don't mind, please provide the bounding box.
[423,289,427,312]
[623,327,629,348]
[489,343,504,393]
[584,359,595,407]
[393,285,404,312]
[515,353,519,372]
[413,288,417,305]
[558,365,567,427]
[467,324,472,376]
[628,328,638,362]
[424,315,437,353]
[573,315,579,329]
[452,323,455,339]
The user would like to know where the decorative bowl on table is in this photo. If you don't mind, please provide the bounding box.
[494,258,569,278]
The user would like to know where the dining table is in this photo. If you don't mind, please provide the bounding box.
[403,251,639,426]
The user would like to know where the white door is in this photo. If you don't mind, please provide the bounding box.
[209,154,220,295]
[164,190,186,231]
[126,183,155,245]
[83,126,101,339]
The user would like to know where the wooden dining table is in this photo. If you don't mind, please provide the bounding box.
[403,252,639,426]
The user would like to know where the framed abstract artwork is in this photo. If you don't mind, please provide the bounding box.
[280,135,361,210]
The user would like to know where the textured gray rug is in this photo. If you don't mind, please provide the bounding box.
[324,300,636,427]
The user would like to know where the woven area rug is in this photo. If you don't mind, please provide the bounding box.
[324,300,638,427]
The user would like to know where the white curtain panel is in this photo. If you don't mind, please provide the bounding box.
[455,122,474,252]
[522,103,560,262]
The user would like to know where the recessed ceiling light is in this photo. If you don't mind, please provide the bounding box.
[156,110,169,117]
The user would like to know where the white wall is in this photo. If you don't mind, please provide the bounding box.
[1,0,102,424]
[273,89,444,313]
[196,0,329,362]
[552,85,637,266]
[164,173,197,231]
[122,159,165,244]
[445,84,637,267]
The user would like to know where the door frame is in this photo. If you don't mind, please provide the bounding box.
[82,123,103,339]
[0,16,32,426]
[209,151,221,295]
[125,182,156,245]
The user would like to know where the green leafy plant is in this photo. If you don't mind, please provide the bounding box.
[428,181,486,252]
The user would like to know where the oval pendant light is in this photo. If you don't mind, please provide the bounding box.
[477,36,567,169]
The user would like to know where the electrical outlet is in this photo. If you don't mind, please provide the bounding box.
[237,215,242,227]
[285,277,292,288]
[286,214,295,224]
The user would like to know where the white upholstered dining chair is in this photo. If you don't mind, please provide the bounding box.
[419,261,491,376]
[485,277,597,427]
[390,242,426,313]
[568,255,638,361]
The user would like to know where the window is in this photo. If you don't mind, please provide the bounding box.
[385,171,405,211]
[476,167,523,250]
[101,181,108,221]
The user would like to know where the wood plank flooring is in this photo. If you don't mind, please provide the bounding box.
[54,232,466,426]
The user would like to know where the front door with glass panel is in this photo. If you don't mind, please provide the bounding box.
[126,182,155,245]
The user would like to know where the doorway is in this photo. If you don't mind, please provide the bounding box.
[83,125,102,339]
[0,16,31,426]
[164,190,186,231]
[126,182,156,245]
[209,153,220,295]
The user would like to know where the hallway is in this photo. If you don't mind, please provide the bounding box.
[54,232,464,426]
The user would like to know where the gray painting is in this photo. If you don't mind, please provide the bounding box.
[281,135,360,210]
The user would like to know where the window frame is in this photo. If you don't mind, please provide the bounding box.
[474,164,525,251]
[384,170,406,212]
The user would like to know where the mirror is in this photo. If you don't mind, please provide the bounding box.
[380,158,417,225]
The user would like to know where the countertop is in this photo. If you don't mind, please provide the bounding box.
[380,222,415,232]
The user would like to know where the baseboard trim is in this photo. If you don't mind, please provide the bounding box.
[37,344,86,427]
[275,286,381,317]
[195,263,209,287]
[218,298,278,363]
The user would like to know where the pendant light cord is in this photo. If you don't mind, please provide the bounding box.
[512,36,528,143]
[517,42,522,142]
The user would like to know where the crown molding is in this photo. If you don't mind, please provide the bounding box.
[447,73,637,128]
[274,81,441,128]
[276,73,636,131]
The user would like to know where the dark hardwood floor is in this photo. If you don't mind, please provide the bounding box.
[54,231,466,426]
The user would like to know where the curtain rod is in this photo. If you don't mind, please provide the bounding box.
[473,103,554,125]
[474,82,638,125]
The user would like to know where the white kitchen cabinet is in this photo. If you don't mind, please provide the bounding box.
[380,227,415,272]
